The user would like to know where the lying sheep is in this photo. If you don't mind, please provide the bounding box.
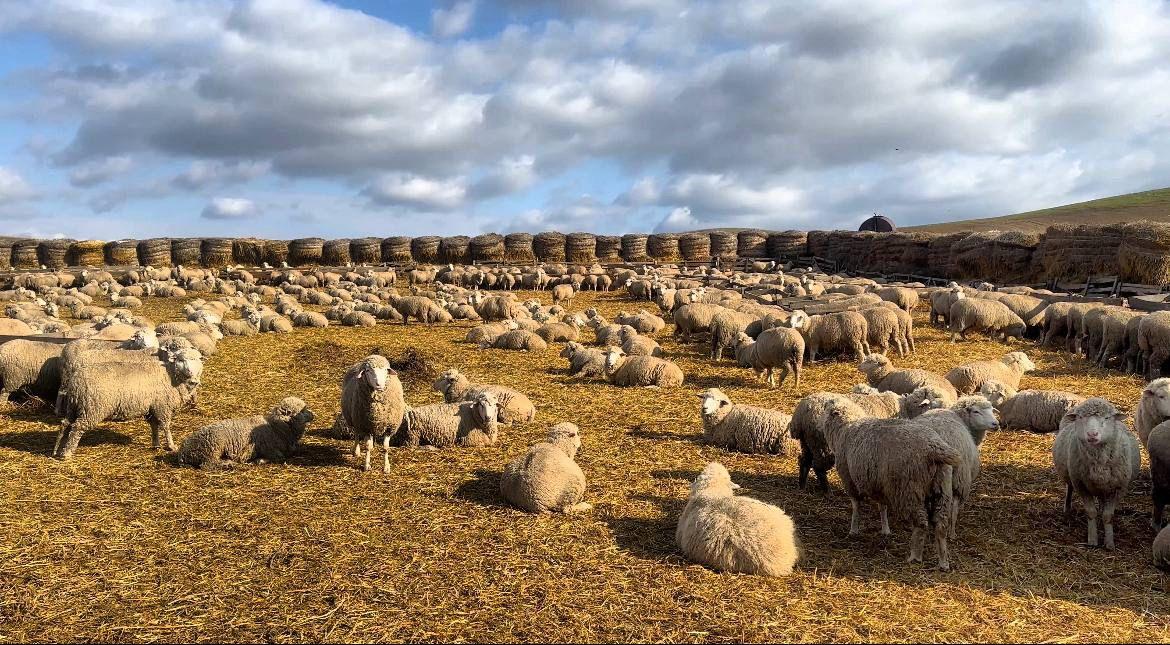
[588,316,635,347]
[259,314,293,334]
[500,422,590,514]
[397,392,500,448]
[949,298,1026,342]
[1136,378,1170,447]
[945,351,1036,395]
[1155,525,1170,592]
[341,354,406,473]
[341,310,377,328]
[617,327,664,357]
[915,397,999,538]
[177,397,315,469]
[291,310,329,328]
[466,320,518,346]
[676,462,800,577]
[483,329,548,352]
[787,310,869,362]
[698,388,792,454]
[857,353,958,405]
[733,327,804,388]
[603,347,684,388]
[432,368,536,424]
[560,342,606,378]
[535,315,584,343]
[980,381,1084,434]
[615,310,666,335]
[221,310,262,336]
[1053,398,1140,549]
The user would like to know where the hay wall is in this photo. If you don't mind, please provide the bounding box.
[68,240,106,267]
[1034,224,1123,281]
[565,233,597,264]
[737,230,768,258]
[621,234,649,262]
[201,238,234,268]
[647,234,680,262]
[104,240,138,266]
[766,231,807,259]
[470,234,505,263]
[137,238,171,267]
[710,231,738,259]
[533,232,566,263]
[1118,221,1170,285]
[440,236,471,264]
[678,232,711,262]
[411,237,441,263]
[37,240,72,269]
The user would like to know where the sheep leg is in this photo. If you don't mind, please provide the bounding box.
[1083,495,1099,547]
[766,368,776,388]
[797,451,812,489]
[363,436,373,472]
[935,519,951,572]
[1063,483,1074,517]
[1102,495,1118,550]
[1150,349,1170,381]
[879,506,891,536]
[0,390,10,406]
[59,418,91,460]
[52,421,70,457]
[848,498,862,535]
[353,439,363,457]
[153,409,177,451]
[949,499,960,540]
[382,435,391,474]
[815,467,830,494]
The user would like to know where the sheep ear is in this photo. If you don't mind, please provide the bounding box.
[356,368,366,380]
[1145,389,1154,397]
[386,368,398,376]
[1064,412,1077,422]
[1113,413,1127,422]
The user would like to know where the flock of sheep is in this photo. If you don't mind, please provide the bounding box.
[3,258,1170,583]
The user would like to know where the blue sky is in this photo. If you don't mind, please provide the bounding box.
[1,0,1169,241]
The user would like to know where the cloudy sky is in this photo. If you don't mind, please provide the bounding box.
[0,0,1168,240]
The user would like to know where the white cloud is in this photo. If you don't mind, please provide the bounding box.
[432,1,476,38]
[201,197,258,220]
[0,167,34,203]
[363,174,468,211]
[68,155,132,187]
[172,160,271,190]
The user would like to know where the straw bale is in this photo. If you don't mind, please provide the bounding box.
[322,239,352,266]
[504,233,535,264]
[595,235,622,262]
[137,238,171,267]
[533,232,567,262]
[232,238,266,266]
[736,229,769,258]
[289,238,324,266]
[1119,220,1170,285]
[621,233,649,262]
[566,232,597,264]
[11,240,38,269]
[0,239,11,269]
[412,236,442,263]
[647,233,680,261]
[678,232,711,261]
[171,239,202,266]
[104,240,139,266]
[381,236,413,263]
[766,230,807,258]
[440,236,471,264]
[69,240,107,268]
[708,231,738,259]
[470,234,505,263]
[201,238,234,268]
[264,240,290,266]
[350,238,382,265]
[1034,223,1123,280]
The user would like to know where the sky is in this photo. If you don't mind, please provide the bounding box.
[0,0,1169,241]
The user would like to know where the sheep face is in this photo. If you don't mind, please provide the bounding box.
[128,329,160,350]
[603,347,626,372]
[547,423,581,451]
[274,397,315,427]
[698,388,731,417]
[690,462,740,497]
[473,392,499,425]
[358,358,394,392]
[559,343,579,359]
[956,397,1000,433]
[167,348,204,387]
[1063,402,1127,447]
[1004,352,1036,372]
[787,310,809,329]
[1143,379,1170,418]
[979,381,1015,408]
[858,353,889,375]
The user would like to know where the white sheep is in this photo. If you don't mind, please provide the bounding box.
[698,388,793,455]
[945,351,1036,395]
[914,396,999,538]
[979,381,1084,434]
[499,422,591,514]
[733,327,804,389]
[177,397,315,468]
[398,392,500,448]
[602,347,684,388]
[341,354,406,473]
[857,353,958,405]
[559,341,606,378]
[1136,378,1170,447]
[432,368,536,424]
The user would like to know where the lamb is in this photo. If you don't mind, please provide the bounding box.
[614,310,666,335]
[874,286,919,313]
[483,329,548,352]
[54,345,204,459]
[945,351,1036,395]
[1053,398,1141,549]
[787,310,870,362]
[698,388,792,454]
[672,302,723,342]
[397,392,500,448]
[177,397,315,469]
[914,397,999,538]
[857,353,958,405]
[499,422,591,514]
[602,347,684,388]
[551,283,576,307]
[949,298,1026,342]
[1143,420,1170,529]
[432,368,536,424]
[979,381,1085,434]
[822,400,960,570]
[559,342,606,378]
[340,354,406,473]
[708,308,761,360]
[732,328,804,388]
[617,326,664,357]
[675,462,800,577]
[0,339,64,404]
[1136,378,1170,447]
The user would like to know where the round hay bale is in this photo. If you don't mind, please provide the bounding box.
[11,240,39,269]
[596,235,622,262]
[470,234,505,263]
[533,232,567,263]
[37,239,72,269]
[440,235,471,264]
[104,240,139,266]
[137,238,171,267]
[350,237,381,264]
[411,236,441,263]
[381,236,413,263]
[648,233,680,261]
[201,238,234,268]
[289,238,324,266]
[737,229,768,258]
[264,240,289,266]
[323,239,351,266]
[232,238,266,266]
[678,232,711,261]
[766,231,807,258]
[67,240,105,267]
[710,231,738,259]
[565,232,597,263]
[171,239,202,266]
[1120,221,1170,285]
[621,234,649,262]
[504,233,535,264]
[0,239,12,270]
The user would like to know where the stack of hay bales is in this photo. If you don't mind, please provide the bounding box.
[381,236,413,263]
[350,237,381,264]
[952,231,1039,282]
[736,230,769,259]
[440,235,471,264]
[232,238,266,266]
[1034,223,1124,281]
[596,235,622,262]
[927,232,968,277]
[894,232,935,274]
[289,238,324,266]
[105,240,139,266]
[0,239,11,270]
[1119,221,1170,285]
[67,240,105,267]
[171,239,202,266]
[533,232,567,263]
[805,231,831,258]
[678,232,711,262]
[621,233,649,262]
[11,240,39,269]
[504,233,535,264]
[322,239,351,266]
[470,234,505,263]
[411,236,441,263]
[566,232,597,263]
[37,239,72,269]
[648,233,680,262]
[138,238,171,266]
[766,231,807,259]
[201,238,234,267]
[264,240,289,266]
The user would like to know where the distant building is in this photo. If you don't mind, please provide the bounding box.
[859,214,896,232]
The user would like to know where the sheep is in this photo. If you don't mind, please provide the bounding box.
[340,354,406,474]
[822,400,960,570]
[500,422,590,514]
[341,310,377,328]
[602,347,684,388]
[675,462,800,577]
[874,286,919,313]
[397,392,500,448]
[698,388,792,454]
[559,341,606,378]
[432,368,536,424]
[1139,312,1170,380]
[672,302,723,342]
[291,310,329,328]
[914,397,999,538]
[587,316,635,347]
[980,381,1085,434]
[220,310,262,336]
[614,310,666,335]
[929,285,964,326]
[1064,303,1103,354]
[945,351,1036,395]
[535,315,584,343]
[54,345,204,459]
[0,318,35,336]
[54,337,190,417]
[392,295,452,325]
[110,294,142,309]
[177,397,315,469]
[1155,525,1170,592]
[1094,309,1143,369]
[1136,378,1170,447]
[1144,420,1170,529]
[857,353,958,405]
[473,294,525,322]
[483,329,548,352]
[787,310,870,362]
[1053,398,1141,549]
[259,314,293,334]
[859,306,904,356]
[551,283,576,307]
[949,298,1026,342]
[172,330,219,358]
[708,308,760,360]
[0,339,64,404]
[733,328,804,388]
[466,320,518,346]
[1039,301,1078,348]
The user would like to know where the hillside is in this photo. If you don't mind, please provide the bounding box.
[904,187,1170,234]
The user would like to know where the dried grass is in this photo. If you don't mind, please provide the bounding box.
[1,291,1169,642]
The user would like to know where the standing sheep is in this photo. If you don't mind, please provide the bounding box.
[709,308,761,360]
[929,285,964,327]
[1145,420,1170,529]
[787,310,870,362]
[676,462,800,577]
[874,286,919,313]
[859,306,904,356]
[602,347,684,388]
[0,339,64,404]
[945,351,1036,395]
[432,368,536,424]
[733,327,804,388]
[341,354,406,474]
[949,298,1026,343]
[177,398,315,469]
[672,303,723,342]
[1136,378,1170,447]
[698,388,793,455]
[914,397,999,538]
[500,422,590,514]
[1053,398,1141,549]
[551,283,576,307]
[398,392,500,448]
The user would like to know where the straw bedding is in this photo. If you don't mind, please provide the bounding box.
[1,289,1165,642]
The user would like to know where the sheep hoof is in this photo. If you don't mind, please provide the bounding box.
[937,563,951,572]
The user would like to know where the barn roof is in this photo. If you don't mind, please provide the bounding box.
[859,215,896,232]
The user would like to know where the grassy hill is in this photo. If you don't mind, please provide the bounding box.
[904,187,1170,234]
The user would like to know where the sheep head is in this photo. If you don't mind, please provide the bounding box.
[690,462,739,498]
[272,397,315,429]
[787,310,810,329]
[857,353,890,378]
[356,355,395,392]
[851,383,880,395]
[547,422,581,457]
[1143,378,1170,418]
[697,388,732,418]
[1062,398,1127,447]
[979,380,1017,408]
[471,392,499,427]
[602,346,626,372]
[1002,351,1036,372]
